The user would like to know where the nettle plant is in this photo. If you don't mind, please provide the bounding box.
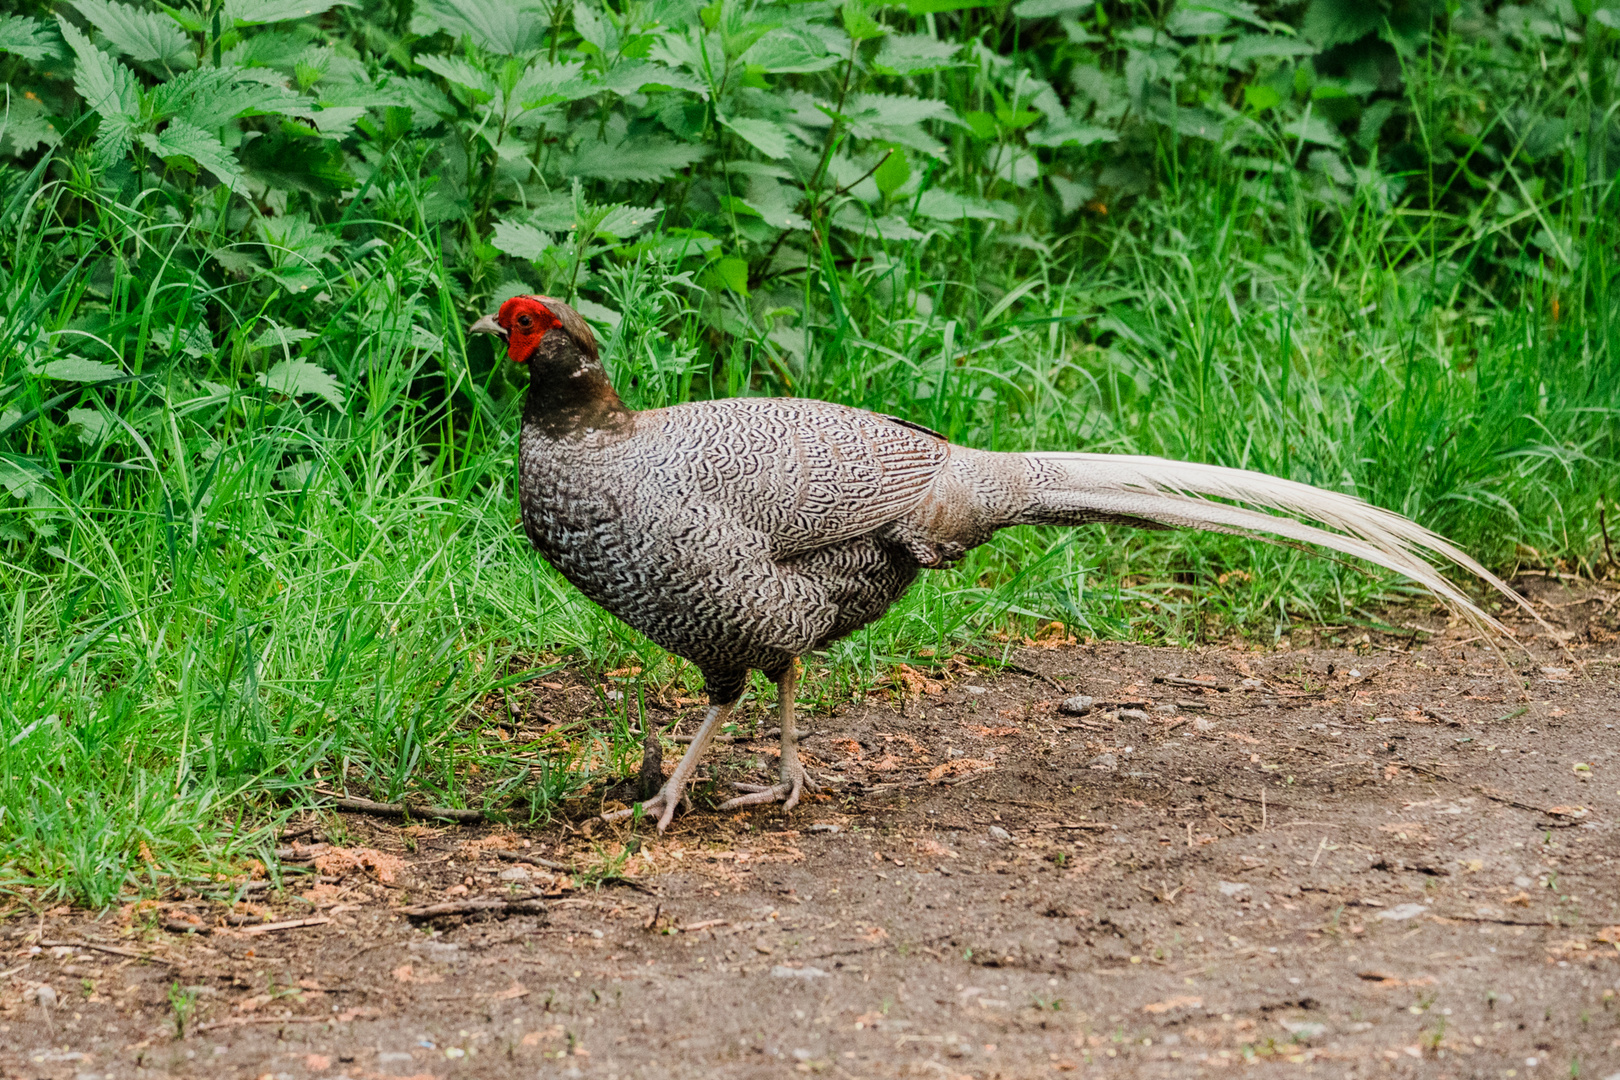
[0,0,1612,458]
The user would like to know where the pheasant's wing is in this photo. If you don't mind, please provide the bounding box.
[636,398,950,557]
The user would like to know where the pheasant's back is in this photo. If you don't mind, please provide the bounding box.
[517,396,951,677]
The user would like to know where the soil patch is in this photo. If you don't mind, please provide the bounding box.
[5,586,1619,1078]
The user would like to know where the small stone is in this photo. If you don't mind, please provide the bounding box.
[1374,903,1428,922]
[1118,708,1151,722]
[964,685,989,695]
[1059,695,1095,716]
[1087,753,1117,771]
[1241,678,1263,689]
[771,966,829,979]
[1279,1019,1328,1039]
[32,984,57,1008]
[987,825,1011,841]
[1194,718,1216,732]
[1217,881,1249,897]
[1153,702,1177,715]
[498,866,532,881]
[947,747,965,759]
[808,823,842,834]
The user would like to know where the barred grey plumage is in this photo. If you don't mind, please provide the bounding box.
[471,295,1529,832]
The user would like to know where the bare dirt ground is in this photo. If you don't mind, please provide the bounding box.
[4,581,1620,1080]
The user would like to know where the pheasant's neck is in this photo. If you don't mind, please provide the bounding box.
[521,335,632,439]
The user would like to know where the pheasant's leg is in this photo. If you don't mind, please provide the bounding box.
[602,701,734,833]
[720,663,819,812]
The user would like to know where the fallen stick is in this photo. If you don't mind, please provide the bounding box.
[401,897,548,921]
[315,790,485,823]
[194,1007,377,1033]
[239,917,332,937]
[492,849,573,873]
[39,939,173,965]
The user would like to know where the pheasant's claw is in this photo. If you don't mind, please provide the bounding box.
[600,779,686,833]
[719,762,819,812]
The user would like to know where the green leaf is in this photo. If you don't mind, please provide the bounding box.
[42,356,122,381]
[1592,8,1619,28]
[492,219,553,260]
[839,1,887,42]
[741,28,841,73]
[1225,34,1317,63]
[239,122,353,197]
[588,61,707,99]
[1283,110,1345,148]
[251,325,317,351]
[721,115,792,159]
[573,0,609,53]
[0,15,63,62]
[409,0,548,54]
[65,407,113,445]
[564,132,709,182]
[1013,0,1093,18]
[1,92,62,155]
[140,118,245,188]
[0,454,47,498]
[417,53,496,97]
[56,16,142,121]
[914,189,1016,221]
[1303,0,1380,47]
[905,0,992,12]
[65,0,191,67]
[594,204,659,239]
[257,359,344,408]
[711,256,749,294]
[872,34,961,76]
[223,0,355,25]
[1243,83,1281,110]
[1026,119,1117,146]
[873,147,909,195]
[1164,4,1228,36]
[150,67,308,129]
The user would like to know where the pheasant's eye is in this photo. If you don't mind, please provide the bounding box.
[517,314,533,328]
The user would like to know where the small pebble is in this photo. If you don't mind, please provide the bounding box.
[809,822,842,834]
[32,985,57,1008]
[498,866,532,882]
[1194,718,1216,732]
[771,966,829,979]
[1087,752,1117,770]
[1118,708,1151,722]
[1153,702,1177,715]
[1218,881,1249,897]
[1059,695,1094,716]
[987,825,1011,841]
[964,685,988,695]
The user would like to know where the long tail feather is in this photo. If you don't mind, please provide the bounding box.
[1022,453,1537,636]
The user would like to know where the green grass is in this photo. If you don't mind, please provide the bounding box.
[1,0,1617,906]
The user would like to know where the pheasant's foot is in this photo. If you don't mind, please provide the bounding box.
[600,776,686,832]
[719,764,819,812]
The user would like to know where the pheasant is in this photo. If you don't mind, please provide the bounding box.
[471,295,1526,832]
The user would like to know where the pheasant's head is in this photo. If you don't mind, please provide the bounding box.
[469,295,622,428]
[468,295,600,365]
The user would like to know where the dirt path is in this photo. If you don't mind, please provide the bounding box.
[4,591,1619,1078]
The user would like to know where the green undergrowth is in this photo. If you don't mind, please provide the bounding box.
[1,0,1617,905]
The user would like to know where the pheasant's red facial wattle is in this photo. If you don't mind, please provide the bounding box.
[496,295,563,364]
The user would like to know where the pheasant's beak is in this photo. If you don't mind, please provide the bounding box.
[468,313,507,341]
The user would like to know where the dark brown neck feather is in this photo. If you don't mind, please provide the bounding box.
[521,327,630,438]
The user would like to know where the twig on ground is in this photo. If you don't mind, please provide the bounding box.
[39,939,173,965]
[195,1007,377,1033]
[239,917,331,936]
[314,789,486,823]
[402,897,548,921]
[492,849,573,873]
